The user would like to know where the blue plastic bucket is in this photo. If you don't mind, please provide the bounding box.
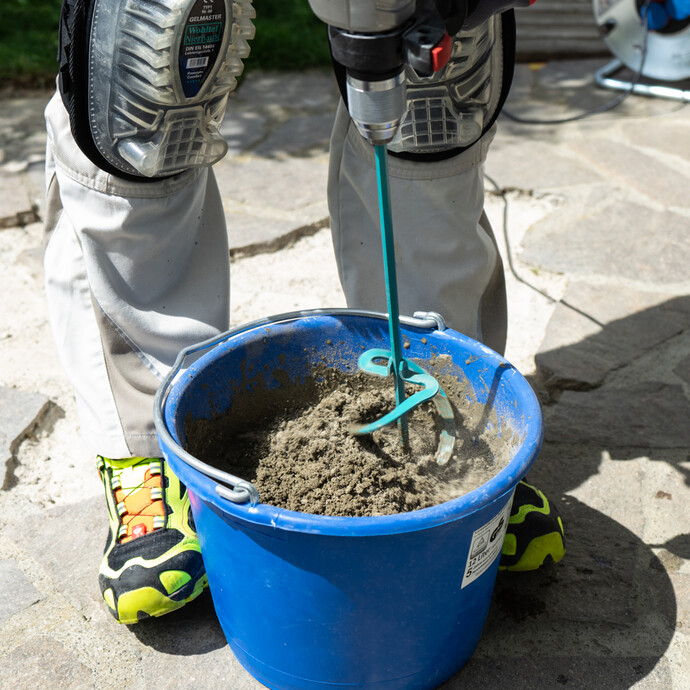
[154,309,543,690]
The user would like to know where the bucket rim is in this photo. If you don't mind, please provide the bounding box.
[155,308,543,536]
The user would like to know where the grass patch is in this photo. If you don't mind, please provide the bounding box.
[0,0,331,89]
[250,0,331,71]
[0,0,60,88]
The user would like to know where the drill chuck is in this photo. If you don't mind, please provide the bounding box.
[346,72,407,145]
[319,1,455,145]
[327,24,408,145]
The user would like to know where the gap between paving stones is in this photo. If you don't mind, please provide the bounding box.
[1,390,56,491]
[0,210,40,230]
[229,216,330,259]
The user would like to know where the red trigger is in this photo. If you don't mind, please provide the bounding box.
[431,33,452,72]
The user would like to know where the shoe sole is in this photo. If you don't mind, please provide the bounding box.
[106,574,208,625]
[499,531,566,572]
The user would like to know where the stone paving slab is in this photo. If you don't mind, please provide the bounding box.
[3,637,94,689]
[452,656,673,690]
[254,112,335,157]
[522,200,690,283]
[485,139,603,190]
[139,625,265,690]
[233,71,340,111]
[218,111,270,155]
[212,70,338,254]
[620,118,690,162]
[572,136,690,209]
[215,156,329,252]
[0,386,50,489]
[225,211,324,252]
[639,455,690,552]
[545,383,690,447]
[0,559,42,623]
[215,156,329,211]
[0,172,35,228]
[3,498,105,619]
[0,95,50,171]
[674,353,690,385]
[536,284,690,388]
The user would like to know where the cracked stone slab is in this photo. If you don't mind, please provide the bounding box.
[0,386,50,489]
[2,497,104,619]
[0,171,35,228]
[254,112,335,157]
[4,636,93,688]
[522,201,690,284]
[234,70,340,111]
[485,139,601,190]
[0,559,42,622]
[544,382,690,447]
[215,156,329,252]
[225,211,329,253]
[228,216,329,258]
[572,137,690,210]
[536,284,690,389]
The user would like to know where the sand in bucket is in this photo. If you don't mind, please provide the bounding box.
[185,355,519,518]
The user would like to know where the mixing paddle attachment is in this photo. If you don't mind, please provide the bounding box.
[349,145,455,465]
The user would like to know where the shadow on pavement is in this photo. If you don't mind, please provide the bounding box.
[443,296,688,688]
[128,588,228,655]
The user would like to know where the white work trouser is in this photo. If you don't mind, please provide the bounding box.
[43,93,506,458]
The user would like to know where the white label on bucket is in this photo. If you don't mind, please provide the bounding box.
[461,499,513,589]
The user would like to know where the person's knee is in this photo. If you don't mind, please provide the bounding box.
[387,13,513,161]
[57,0,255,180]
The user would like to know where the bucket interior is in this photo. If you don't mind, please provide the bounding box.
[162,311,543,530]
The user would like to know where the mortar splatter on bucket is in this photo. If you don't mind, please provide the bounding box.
[154,309,543,690]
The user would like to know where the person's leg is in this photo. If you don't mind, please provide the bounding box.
[328,104,507,353]
[328,12,513,353]
[47,0,255,622]
[44,92,229,623]
[44,94,230,458]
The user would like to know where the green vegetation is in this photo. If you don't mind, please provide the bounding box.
[251,0,331,71]
[0,0,60,88]
[0,0,331,89]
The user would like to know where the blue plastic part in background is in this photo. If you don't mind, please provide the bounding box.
[157,311,544,690]
[666,0,690,20]
[641,1,670,30]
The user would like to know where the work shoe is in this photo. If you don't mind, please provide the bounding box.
[96,456,206,624]
[499,481,565,572]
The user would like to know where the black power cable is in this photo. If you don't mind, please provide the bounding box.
[484,174,605,328]
[488,1,658,325]
[502,0,653,125]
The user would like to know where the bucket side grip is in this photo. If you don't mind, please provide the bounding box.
[215,480,260,506]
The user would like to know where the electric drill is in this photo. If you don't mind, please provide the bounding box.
[307,0,467,144]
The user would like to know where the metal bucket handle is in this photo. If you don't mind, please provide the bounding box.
[153,309,446,507]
